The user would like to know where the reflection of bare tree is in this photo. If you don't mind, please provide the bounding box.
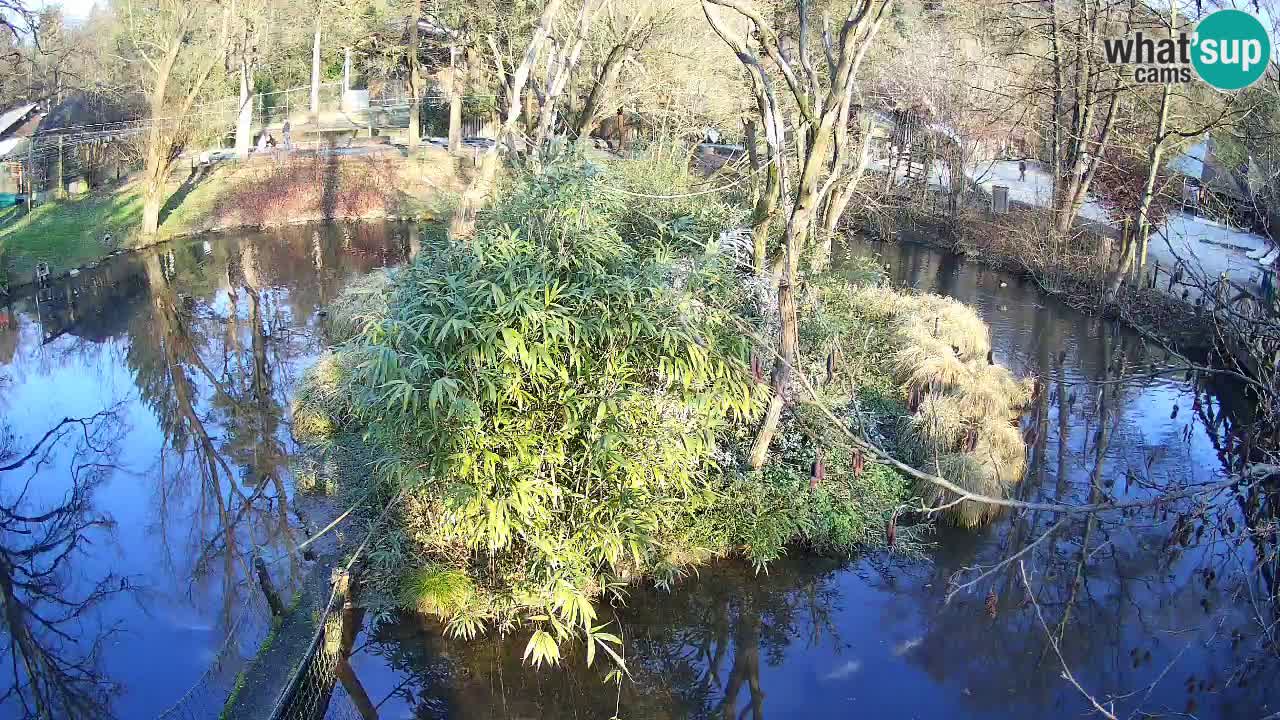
[362,559,847,720]
[0,409,127,720]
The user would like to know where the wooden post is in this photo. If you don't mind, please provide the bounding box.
[254,556,286,616]
[56,135,64,198]
[26,140,34,211]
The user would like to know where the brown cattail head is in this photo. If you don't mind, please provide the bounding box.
[751,352,763,384]
[887,513,897,548]
[854,448,865,478]
[826,349,836,384]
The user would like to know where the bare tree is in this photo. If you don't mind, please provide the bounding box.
[121,0,232,235]
[704,0,893,468]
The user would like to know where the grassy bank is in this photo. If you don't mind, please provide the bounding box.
[290,153,1033,668]
[0,148,462,291]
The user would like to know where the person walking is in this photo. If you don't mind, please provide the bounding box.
[282,120,293,151]
[1018,159,1027,182]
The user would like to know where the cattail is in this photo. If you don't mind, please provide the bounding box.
[853,448,865,478]
[887,513,898,548]
[987,349,994,365]
[826,349,836,385]
[811,451,825,490]
[751,352,763,383]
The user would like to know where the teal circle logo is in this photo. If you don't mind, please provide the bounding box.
[1192,9,1271,91]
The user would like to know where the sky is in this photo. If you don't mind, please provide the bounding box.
[33,0,97,21]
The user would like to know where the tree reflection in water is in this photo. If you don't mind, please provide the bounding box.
[357,558,850,720]
[0,223,413,719]
[0,409,128,720]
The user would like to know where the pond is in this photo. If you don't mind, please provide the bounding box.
[0,226,1275,719]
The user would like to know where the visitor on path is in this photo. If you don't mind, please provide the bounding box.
[1018,160,1027,182]
[256,132,268,153]
[282,120,292,151]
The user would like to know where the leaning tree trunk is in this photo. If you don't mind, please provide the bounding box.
[820,116,873,237]
[1054,87,1117,235]
[573,41,628,139]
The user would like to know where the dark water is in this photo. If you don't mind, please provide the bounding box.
[1,229,1275,719]
[0,223,412,719]
[335,238,1278,720]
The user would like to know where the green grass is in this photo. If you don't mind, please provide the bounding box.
[0,187,143,280]
[0,173,231,285]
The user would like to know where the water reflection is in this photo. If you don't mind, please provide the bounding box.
[344,238,1278,720]
[0,409,126,720]
[0,223,411,719]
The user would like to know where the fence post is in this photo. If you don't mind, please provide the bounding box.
[254,555,285,616]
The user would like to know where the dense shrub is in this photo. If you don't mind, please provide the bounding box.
[294,157,1017,667]
[297,162,765,664]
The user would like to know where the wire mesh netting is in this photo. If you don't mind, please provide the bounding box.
[150,590,275,720]
[269,589,377,720]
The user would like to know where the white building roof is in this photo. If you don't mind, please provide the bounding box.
[0,103,36,136]
[0,137,22,158]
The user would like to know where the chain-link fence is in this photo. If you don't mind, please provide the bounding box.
[151,588,275,720]
[268,593,375,720]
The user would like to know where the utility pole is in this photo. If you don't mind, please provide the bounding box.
[407,0,421,150]
[310,11,322,121]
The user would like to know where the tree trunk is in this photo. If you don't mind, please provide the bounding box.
[235,58,253,156]
[1054,86,1117,235]
[821,116,873,237]
[450,0,563,239]
[748,275,796,468]
[1106,14,1174,301]
[408,0,421,149]
[310,13,322,119]
[448,45,462,153]
[141,131,169,235]
[1049,0,1064,205]
[573,41,627,139]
